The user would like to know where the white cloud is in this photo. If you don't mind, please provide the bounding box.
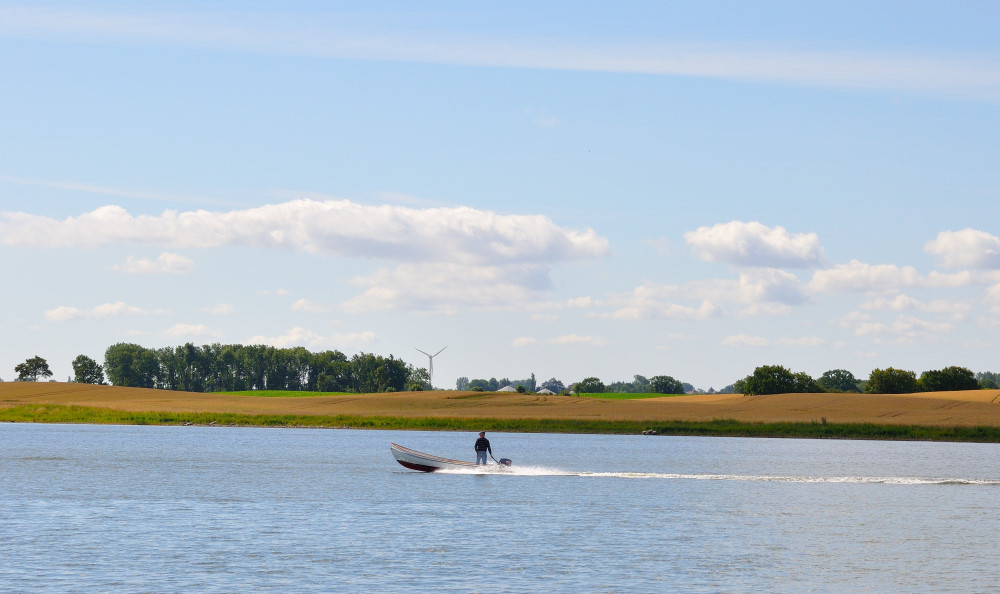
[837,311,872,328]
[292,298,335,313]
[164,323,217,338]
[202,303,234,315]
[44,301,166,321]
[854,315,954,344]
[2,7,1000,99]
[860,294,971,320]
[988,284,1000,313]
[246,326,325,349]
[610,299,722,321]
[722,334,770,347]
[684,221,825,268]
[690,268,808,305]
[549,334,606,346]
[925,229,1000,269]
[245,327,375,350]
[44,306,84,322]
[809,260,922,294]
[607,268,806,321]
[0,199,608,266]
[776,336,826,347]
[566,296,598,308]
[331,331,376,348]
[343,262,552,314]
[512,337,537,347]
[114,251,194,274]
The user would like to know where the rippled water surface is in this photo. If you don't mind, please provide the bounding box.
[2,424,999,591]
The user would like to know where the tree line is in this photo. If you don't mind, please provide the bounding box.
[8,348,999,397]
[456,374,690,395]
[8,343,432,393]
[731,365,998,396]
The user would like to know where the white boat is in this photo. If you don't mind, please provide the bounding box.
[390,442,511,472]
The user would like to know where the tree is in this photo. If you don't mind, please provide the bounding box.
[15,356,52,382]
[104,343,158,388]
[649,375,684,394]
[866,367,917,394]
[540,377,565,393]
[977,371,1000,389]
[574,377,605,394]
[919,366,979,392]
[741,365,797,396]
[792,372,823,393]
[72,355,104,384]
[407,365,432,391]
[817,369,860,393]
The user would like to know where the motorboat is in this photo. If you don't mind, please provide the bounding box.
[390,442,511,472]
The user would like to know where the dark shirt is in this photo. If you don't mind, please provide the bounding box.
[474,437,492,453]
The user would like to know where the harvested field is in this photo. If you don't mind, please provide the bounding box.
[4,382,1000,427]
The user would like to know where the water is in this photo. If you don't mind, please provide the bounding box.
[2,424,999,592]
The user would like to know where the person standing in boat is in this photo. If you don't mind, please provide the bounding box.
[474,431,492,465]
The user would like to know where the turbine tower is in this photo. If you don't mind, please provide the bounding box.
[415,346,447,389]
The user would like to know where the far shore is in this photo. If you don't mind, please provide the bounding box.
[4,382,1000,441]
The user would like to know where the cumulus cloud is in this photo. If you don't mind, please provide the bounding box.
[114,252,194,274]
[860,294,971,320]
[0,199,609,266]
[245,327,375,349]
[202,303,234,315]
[343,263,552,314]
[809,260,922,294]
[164,323,217,338]
[854,315,954,344]
[512,337,538,347]
[722,334,770,347]
[292,298,335,313]
[925,229,1000,269]
[689,268,809,305]
[684,221,825,268]
[44,301,167,321]
[606,268,806,321]
[549,334,606,346]
[610,299,722,321]
[776,336,826,347]
[247,326,325,349]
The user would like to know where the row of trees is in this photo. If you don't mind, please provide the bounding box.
[10,343,432,393]
[733,365,995,396]
[456,374,689,395]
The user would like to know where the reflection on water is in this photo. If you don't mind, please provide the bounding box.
[2,424,999,591]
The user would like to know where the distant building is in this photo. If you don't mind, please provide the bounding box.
[536,388,555,395]
[497,385,516,392]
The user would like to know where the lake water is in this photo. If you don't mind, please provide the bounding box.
[2,424,999,592]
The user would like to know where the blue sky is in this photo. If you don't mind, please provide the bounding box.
[2,1,1000,390]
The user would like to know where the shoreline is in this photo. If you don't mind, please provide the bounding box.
[4,382,1000,442]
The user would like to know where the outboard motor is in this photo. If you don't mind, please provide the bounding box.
[498,458,512,467]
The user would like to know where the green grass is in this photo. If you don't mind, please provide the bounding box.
[4,404,1000,442]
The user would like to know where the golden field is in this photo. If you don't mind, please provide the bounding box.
[4,382,1000,427]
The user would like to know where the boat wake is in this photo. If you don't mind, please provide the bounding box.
[437,465,1000,485]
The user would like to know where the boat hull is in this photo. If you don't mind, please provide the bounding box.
[390,442,481,472]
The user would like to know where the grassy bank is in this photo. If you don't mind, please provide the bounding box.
[4,403,1000,442]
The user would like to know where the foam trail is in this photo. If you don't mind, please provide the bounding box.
[439,465,1000,485]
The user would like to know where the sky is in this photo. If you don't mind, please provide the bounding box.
[2,1,1000,391]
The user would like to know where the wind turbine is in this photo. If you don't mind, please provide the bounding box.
[415,346,447,389]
